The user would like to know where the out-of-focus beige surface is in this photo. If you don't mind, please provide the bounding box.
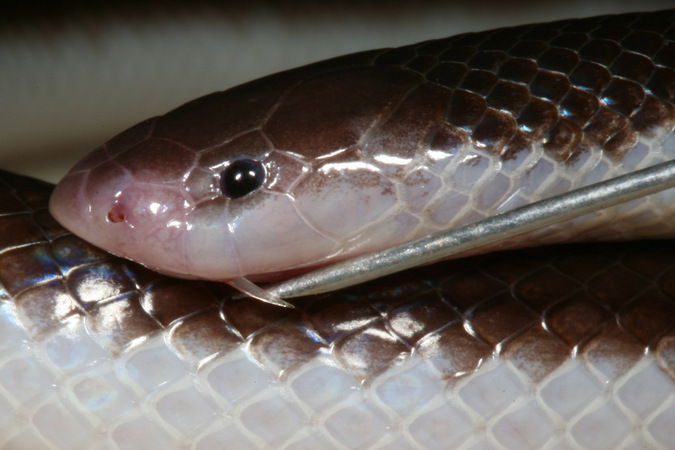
[0,0,671,183]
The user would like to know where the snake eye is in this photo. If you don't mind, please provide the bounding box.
[220,159,266,199]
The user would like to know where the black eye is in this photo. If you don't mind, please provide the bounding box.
[220,159,266,199]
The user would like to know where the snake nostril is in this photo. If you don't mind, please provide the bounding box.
[107,205,125,223]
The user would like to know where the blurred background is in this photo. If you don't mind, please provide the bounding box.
[1,0,671,183]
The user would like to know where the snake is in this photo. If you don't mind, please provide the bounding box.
[2,7,675,449]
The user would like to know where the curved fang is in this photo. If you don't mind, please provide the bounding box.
[226,277,294,308]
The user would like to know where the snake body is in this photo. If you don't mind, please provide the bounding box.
[50,10,675,291]
[2,9,675,449]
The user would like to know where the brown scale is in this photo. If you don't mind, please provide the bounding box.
[381,9,675,163]
[66,10,675,199]
[2,169,674,384]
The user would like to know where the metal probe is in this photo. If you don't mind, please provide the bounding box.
[266,159,675,299]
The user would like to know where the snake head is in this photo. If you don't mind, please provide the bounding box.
[49,63,427,282]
